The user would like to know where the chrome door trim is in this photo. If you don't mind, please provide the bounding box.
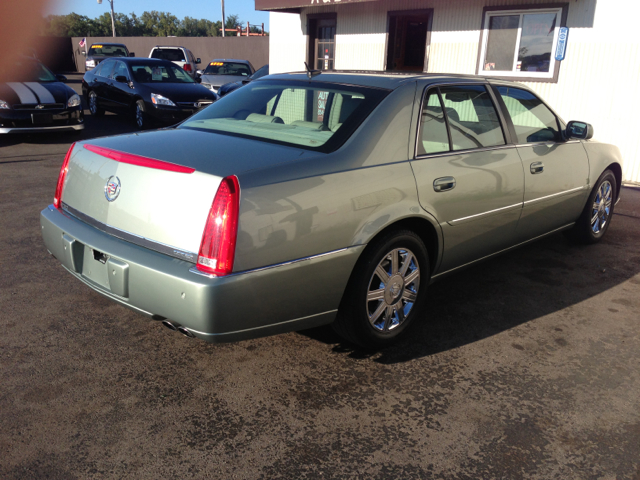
[522,186,588,206]
[189,247,349,278]
[448,202,522,226]
[59,203,198,263]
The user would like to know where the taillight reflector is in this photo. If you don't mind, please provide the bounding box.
[197,176,240,276]
[183,64,192,72]
[83,144,195,174]
[53,142,76,209]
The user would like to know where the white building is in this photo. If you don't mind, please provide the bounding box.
[257,0,640,184]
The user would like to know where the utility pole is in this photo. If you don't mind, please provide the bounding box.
[97,0,116,37]
[221,0,226,37]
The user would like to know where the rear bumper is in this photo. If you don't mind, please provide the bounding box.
[40,205,361,343]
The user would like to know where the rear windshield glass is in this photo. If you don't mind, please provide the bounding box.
[203,62,252,76]
[89,44,129,57]
[130,63,194,83]
[180,80,389,152]
[151,49,186,62]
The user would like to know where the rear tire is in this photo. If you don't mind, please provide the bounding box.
[333,230,430,350]
[565,169,617,244]
[88,90,104,116]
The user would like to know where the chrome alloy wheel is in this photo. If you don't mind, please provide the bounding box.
[135,103,144,128]
[591,180,613,234]
[89,91,97,115]
[366,248,420,332]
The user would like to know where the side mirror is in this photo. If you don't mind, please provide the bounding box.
[56,74,67,82]
[196,70,203,76]
[129,52,135,57]
[115,75,128,83]
[196,58,201,64]
[196,76,202,84]
[81,51,86,56]
[566,120,594,140]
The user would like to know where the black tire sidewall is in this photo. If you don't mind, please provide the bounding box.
[342,231,430,348]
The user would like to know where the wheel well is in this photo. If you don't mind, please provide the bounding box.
[364,217,440,275]
[607,162,623,199]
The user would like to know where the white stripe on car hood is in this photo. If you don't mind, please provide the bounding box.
[24,82,56,104]
[7,82,37,104]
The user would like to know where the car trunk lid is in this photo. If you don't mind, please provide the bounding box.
[59,128,309,259]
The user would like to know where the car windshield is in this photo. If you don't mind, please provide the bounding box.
[130,63,194,83]
[203,61,252,76]
[151,49,186,62]
[180,80,389,152]
[89,45,129,57]
[250,64,269,80]
[0,58,57,83]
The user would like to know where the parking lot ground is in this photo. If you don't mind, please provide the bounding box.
[1,96,640,478]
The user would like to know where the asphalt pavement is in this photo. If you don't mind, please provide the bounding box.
[1,75,639,479]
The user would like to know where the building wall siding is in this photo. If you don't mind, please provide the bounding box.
[270,0,640,183]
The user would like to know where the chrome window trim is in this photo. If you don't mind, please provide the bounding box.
[515,140,581,147]
[189,247,349,279]
[60,203,198,263]
[413,82,510,160]
[448,202,523,226]
[523,186,588,206]
[414,143,515,161]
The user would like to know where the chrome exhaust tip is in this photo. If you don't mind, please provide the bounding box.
[162,320,178,331]
[177,327,195,338]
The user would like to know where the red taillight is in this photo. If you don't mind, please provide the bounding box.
[183,64,192,72]
[83,144,195,174]
[197,176,240,276]
[53,142,76,209]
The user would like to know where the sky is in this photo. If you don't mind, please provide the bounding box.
[43,0,270,29]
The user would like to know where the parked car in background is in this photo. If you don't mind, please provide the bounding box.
[149,46,201,78]
[83,43,132,72]
[217,64,269,98]
[42,72,622,349]
[82,57,217,129]
[199,59,254,94]
[0,55,83,134]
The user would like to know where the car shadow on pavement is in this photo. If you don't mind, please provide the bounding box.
[299,205,640,364]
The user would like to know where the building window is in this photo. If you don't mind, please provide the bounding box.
[478,7,564,80]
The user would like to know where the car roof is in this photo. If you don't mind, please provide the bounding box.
[262,71,523,90]
[117,57,169,64]
[152,46,188,49]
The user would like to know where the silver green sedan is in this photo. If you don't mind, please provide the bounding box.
[40,73,623,349]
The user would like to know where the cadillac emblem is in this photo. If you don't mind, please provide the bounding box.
[104,176,121,202]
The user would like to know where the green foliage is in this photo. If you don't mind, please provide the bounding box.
[40,11,261,37]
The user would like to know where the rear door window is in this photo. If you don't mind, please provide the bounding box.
[417,84,505,156]
[440,85,505,151]
[497,86,561,143]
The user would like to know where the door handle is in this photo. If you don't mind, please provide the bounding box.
[433,176,456,192]
[530,162,544,174]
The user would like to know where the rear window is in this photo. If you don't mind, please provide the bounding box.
[151,48,187,62]
[89,44,128,57]
[180,80,389,152]
[203,62,252,77]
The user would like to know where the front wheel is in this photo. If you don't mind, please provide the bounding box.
[565,169,617,244]
[134,99,147,130]
[333,230,430,349]
[88,90,104,116]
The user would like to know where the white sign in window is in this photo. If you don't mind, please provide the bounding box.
[479,8,562,79]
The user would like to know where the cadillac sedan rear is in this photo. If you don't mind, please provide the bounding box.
[40,77,390,343]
